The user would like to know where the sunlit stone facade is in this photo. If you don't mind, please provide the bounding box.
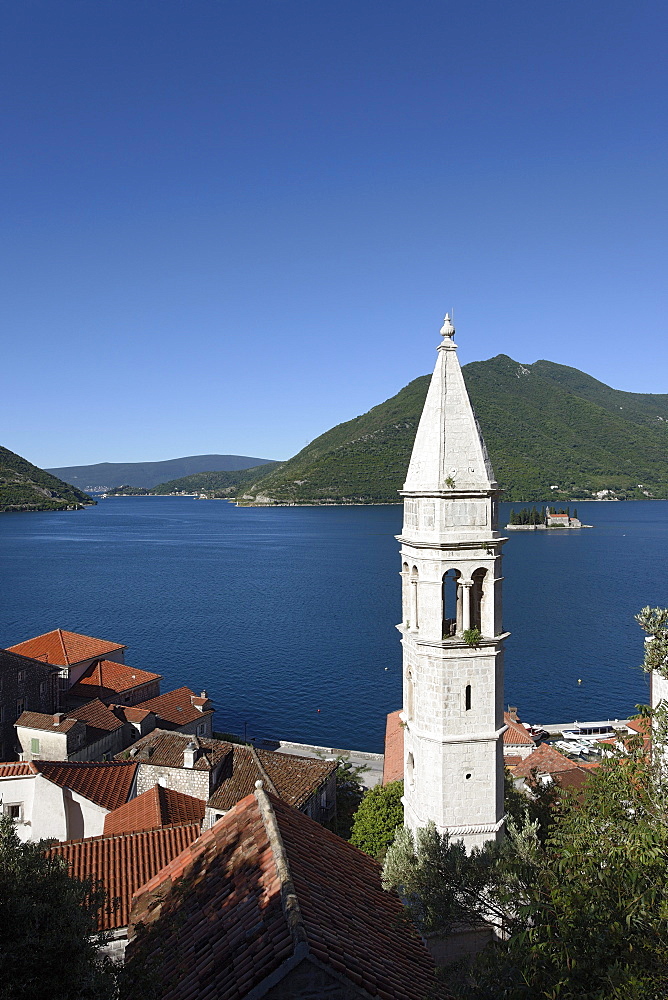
[398,315,508,850]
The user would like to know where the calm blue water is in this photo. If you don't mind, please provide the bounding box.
[1,499,666,752]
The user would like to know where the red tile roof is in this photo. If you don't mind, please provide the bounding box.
[104,786,206,836]
[15,699,124,741]
[626,717,651,737]
[0,762,35,777]
[503,755,523,769]
[47,823,201,930]
[114,705,154,724]
[33,760,138,811]
[512,742,581,780]
[121,730,231,770]
[15,711,80,734]
[69,660,161,700]
[8,629,125,666]
[134,687,212,726]
[207,746,337,812]
[127,789,436,1000]
[383,709,404,785]
[69,698,125,733]
[503,713,536,746]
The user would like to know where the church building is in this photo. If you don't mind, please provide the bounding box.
[398,314,508,850]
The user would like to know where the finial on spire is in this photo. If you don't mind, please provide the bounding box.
[440,313,455,339]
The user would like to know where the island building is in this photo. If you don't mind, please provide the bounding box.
[398,314,508,850]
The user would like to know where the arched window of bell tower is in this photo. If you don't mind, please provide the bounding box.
[406,667,414,719]
[442,569,461,638]
[471,568,487,632]
[410,566,419,629]
[406,751,415,790]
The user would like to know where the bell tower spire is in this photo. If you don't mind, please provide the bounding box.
[398,314,508,850]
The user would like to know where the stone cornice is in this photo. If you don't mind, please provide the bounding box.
[404,723,508,745]
[396,535,508,550]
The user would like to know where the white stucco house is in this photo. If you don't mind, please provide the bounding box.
[0,759,138,842]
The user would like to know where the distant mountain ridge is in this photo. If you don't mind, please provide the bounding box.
[0,447,95,512]
[237,356,668,504]
[47,454,277,490]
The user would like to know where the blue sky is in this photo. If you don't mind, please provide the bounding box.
[2,0,666,468]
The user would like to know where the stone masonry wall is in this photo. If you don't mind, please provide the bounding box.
[135,762,210,800]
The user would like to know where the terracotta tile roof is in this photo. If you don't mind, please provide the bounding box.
[127,789,436,1000]
[15,711,80,734]
[626,717,651,738]
[69,698,125,733]
[15,700,124,747]
[104,786,206,836]
[114,705,154,724]
[512,742,581,780]
[134,687,213,727]
[207,746,337,812]
[503,755,523,769]
[553,766,594,792]
[47,823,201,931]
[69,660,161,700]
[503,712,536,746]
[121,730,232,770]
[0,648,61,676]
[0,762,35,777]
[383,709,404,784]
[8,629,125,666]
[32,760,138,810]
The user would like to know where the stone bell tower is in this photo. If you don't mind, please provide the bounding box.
[398,314,508,850]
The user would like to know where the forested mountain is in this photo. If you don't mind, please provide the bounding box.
[0,447,95,512]
[238,356,668,504]
[107,463,281,496]
[152,463,280,495]
[47,454,276,490]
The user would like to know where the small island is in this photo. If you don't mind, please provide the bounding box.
[505,505,593,530]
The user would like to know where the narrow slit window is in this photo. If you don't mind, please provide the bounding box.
[465,684,472,711]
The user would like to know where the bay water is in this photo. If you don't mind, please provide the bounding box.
[1,498,666,752]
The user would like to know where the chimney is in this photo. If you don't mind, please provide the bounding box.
[507,705,519,723]
[53,713,65,726]
[183,741,198,769]
[201,690,207,699]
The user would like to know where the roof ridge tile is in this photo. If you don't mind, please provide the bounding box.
[254,784,308,957]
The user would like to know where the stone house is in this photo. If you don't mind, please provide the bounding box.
[14,698,142,763]
[68,659,161,706]
[133,686,214,736]
[203,744,337,828]
[0,759,138,842]
[120,731,338,827]
[502,712,537,760]
[0,649,61,760]
[125,785,436,1000]
[46,821,201,963]
[7,629,126,692]
[546,510,582,528]
[122,730,232,800]
[510,742,594,793]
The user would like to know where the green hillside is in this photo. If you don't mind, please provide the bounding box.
[0,446,96,512]
[152,463,281,495]
[238,356,668,504]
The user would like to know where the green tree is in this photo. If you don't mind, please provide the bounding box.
[0,816,118,1000]
[636,605,668,678]
[382,610,668,998]
[350,780,404,860]
[316,753,367,839]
